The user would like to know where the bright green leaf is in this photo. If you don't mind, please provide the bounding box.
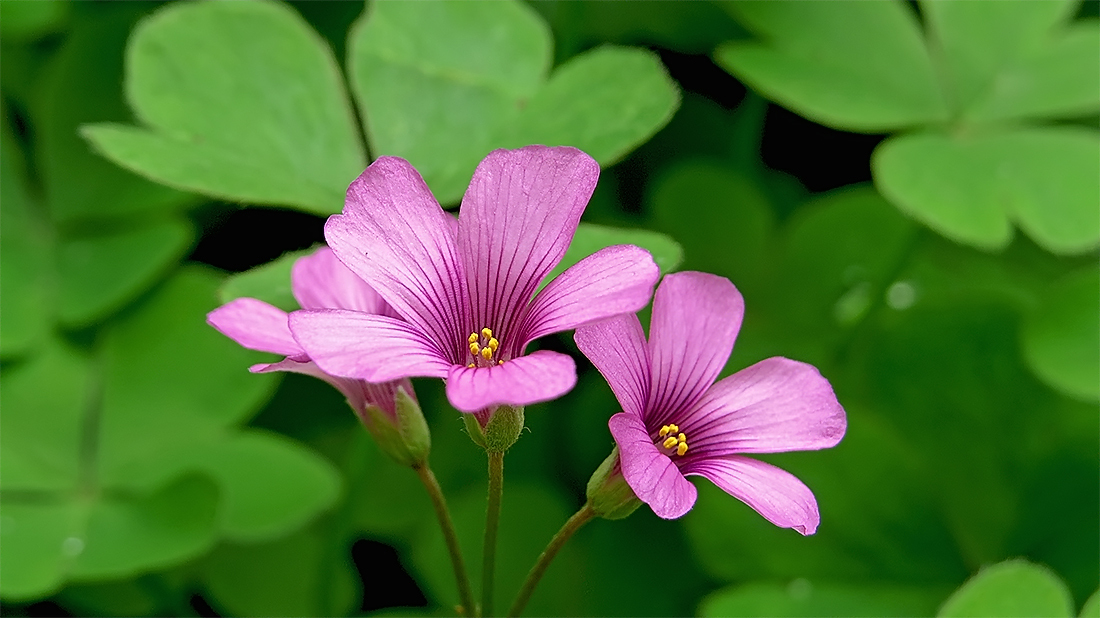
[349,0,551,204]
[185,431,342,542]
[219,247,313,312]
[37,8,196,223]
[0,0,67,42]
[70,474,220,580]
[0,342,88,492]
[546,221,682,286]
[1021,267,1100,402]
[502,46,680,167]
[1082,589,1100,617]
[938,559,1074,618]
[874,128,1100,254]
[97,267,278,487]
[82,0,365,214]
[56,220,193,327]
[715,0,948,132]
[700,580,948,618]
[922,1,1098,123]
[0,501,83,600]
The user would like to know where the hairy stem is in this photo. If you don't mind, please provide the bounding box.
[415,464,476,616]
[508,503,596,617]
[481,451,505,616]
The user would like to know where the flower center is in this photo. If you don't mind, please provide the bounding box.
[466,327,504,369]
[657,424,689,456]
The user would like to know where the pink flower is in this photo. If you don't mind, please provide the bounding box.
[207,246,413,427]
[575,272,846,533]
[289,146,659,413]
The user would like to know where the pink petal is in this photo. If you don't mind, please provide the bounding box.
[326,157,468,359]
[291,246,397,317]
[520,245,659,343]
[207,298,302,357]
[608,412,697,519]
[684,357,847,457]
[288,309,451,383]
[682,455,821,535]
[445,350,577,413]
[249,357,368,411]
[647,272,744,427]
[457,146,599,349]
[574,314,650,417]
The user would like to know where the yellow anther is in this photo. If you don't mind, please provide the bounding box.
[470,342,480,355]
[668,424,679,434]
[481,327,493,339]
[498,360,504,365]
[481,347,493,360]
[659,425,671,438]
[488,337,499,351]
[468,333,479,344]
[467,363,475,368]
[676,442,688,456]
[663,436,679,450]
[677,433,686,444]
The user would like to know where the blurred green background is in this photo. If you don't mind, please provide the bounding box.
[2,1,1097,616]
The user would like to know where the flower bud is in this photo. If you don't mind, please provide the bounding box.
[363,385,431,467]
[463,404,524,453]
[586,447,642,520]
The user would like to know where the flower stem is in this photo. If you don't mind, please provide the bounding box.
[507,502,596,617]
[414,463,476,617]
[481,450,505,616]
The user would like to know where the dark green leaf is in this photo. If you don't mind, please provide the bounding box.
[82,1,366,214]
[1021,267,1100,402]
[700,580,949,618]
[938,559,1074,618]
[715,0,948,132]
[0,0,67,41]
[546,222,682,286]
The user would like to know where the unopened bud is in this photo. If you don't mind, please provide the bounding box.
[586,447,641,520]
[463,404,524,453]
[365,385,430,466]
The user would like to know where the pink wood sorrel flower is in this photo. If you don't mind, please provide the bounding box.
[289,146,659,413]
[207,246,420,454]
[575,272,846,533]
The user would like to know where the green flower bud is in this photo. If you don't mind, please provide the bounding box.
[586,447,641,520]
[463,404,524,453]
[364,385,430,467]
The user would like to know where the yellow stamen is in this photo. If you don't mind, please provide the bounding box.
[467,363,475,368]
[488,337,499,351]
[468,333,479,344]
[481,327,493,339]
[662,436,679,450]
[659,425,670,438]
[470,342,480,355]
[497,360,504,365]
[481,347,493,360]
[676,442,688,456]
[677,433,686,444]
[669,424,679,434]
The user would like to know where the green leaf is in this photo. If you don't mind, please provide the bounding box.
[97,267,279,488]
[0,342,88,492]
[181,431,342,542]
[82,0,366,215]
[69,474,220,580]
[0,120,52,358]
[938,559,1074,618]
[56,220,194,327]
[715,0,948,132]
[546,221,682,285]
[700,580,949,618]
[0,0,67,42]
[58,579,162,617]
[0,501,83,600]
[349,0,551,205]
[1082,589,1100,618]
[1021,267,1100,402]
[198,523,358,617]
[645,161,773,293]
[922,1,1098,123]
[349,1,679,204]
[501,46,680,167]
[218,248,313,312]
[873,128,1100,254]
[37,8,196,223]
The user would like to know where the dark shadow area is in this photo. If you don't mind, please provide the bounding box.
[352,539,429,612]
[760,104,886,192]
[188,205,326,272]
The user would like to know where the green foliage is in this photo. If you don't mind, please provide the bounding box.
[937,559,1074,618]
[219,247,313,312]
[717,0,1100,255]
[83,0,366,215]
[1021,267,1100,402]
[700,580,948,617]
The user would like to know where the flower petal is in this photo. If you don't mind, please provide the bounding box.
[445,350,577,413]
[521,245,659,344]
[207,298,302,357]
[574,314,650,417]
[289,309,451,382]
[326,157,467,359]
[457,146,599,347]
[608,412,697,519]
[647,272,744,427]
[682,455,821,535]
[292,246,397,316]
[685,357,847,457]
